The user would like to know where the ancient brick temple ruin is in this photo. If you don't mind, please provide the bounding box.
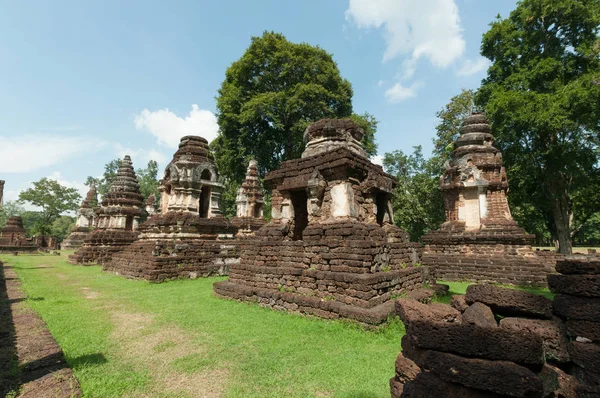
[214,119,425,325]
[0,216,37,253]
[104,136,238,281]
[61,185,98,250]
[391,258,600,397]
[145,193,157,216]
[0,180,4,207]
[422,112,549,286]
[69,156,145,265]
[231,160,266,236]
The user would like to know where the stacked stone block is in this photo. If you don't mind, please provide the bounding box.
[104,136,238,281]
[550,257,600,389]
[0,216,37,253]
[215,119,427,325]
[391,283,600,397]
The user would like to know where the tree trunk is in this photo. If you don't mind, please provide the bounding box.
[549,182,573,255]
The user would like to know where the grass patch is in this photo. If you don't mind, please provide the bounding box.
[0,253,405,398]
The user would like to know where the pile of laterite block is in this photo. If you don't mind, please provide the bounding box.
[391,270,600,397]
[549,257,600,390]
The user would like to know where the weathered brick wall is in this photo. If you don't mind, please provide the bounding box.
[391,279,600,397]
[104,239,239,281]
[68,230,139,265]
[422,228,549,287]
[215,220,427,325]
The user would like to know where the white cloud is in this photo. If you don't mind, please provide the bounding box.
[384,81,424,103]
[0,135,92,173]
[134,104,219,148]
[346,0,466,71]
[456,57,490,77]
[114,144,168,166]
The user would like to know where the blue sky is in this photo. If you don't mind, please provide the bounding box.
[0,0,518,203]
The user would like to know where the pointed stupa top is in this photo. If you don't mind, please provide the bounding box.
[101,155,144,209]
[454,112,496,151]
[81,184,98,209]
[146,193,156,206]
[238,160,264,204]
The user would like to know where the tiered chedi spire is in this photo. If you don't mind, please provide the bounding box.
[422,112,546,287]
[236,160,264,218]
[232,160,265,236]
[61,184,99,250]
[439,112,512,230]
[69,156,145,264]
[96,155,145,230]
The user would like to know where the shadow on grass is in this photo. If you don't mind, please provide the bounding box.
[0,263,20,397]
[68,353,108,370]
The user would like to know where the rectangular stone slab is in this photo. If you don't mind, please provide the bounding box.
[555,259,600,275]
[400,371,505,398]
[406,319,544,366]
[405,347,543,397]
[466,284,553,319]
[568,341,600,370]
[548,274,600,297]
[500,317,570,363]
[553,294,600,322]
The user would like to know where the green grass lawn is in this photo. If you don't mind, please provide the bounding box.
[1,252,408,398]
[1,252,553,397]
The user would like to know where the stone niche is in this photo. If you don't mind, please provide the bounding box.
[231,160,266,236]
[104,136,238,281]
[61,185,98,250]
[422,113,550,286]
[69,156,145,265]
[0,216,37,253]
[214,119,426,325]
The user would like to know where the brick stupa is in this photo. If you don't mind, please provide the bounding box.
[231,160,265,236]
[104,136,238,281]
[214,119,426,325]
[69,156,145,265]
[0,216,37,252]
[422,112,549,285]
[61,185,98,250]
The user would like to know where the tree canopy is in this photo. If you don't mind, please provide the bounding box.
[213,31,378,183]
[477,0,600,253]
[18,178,81,236]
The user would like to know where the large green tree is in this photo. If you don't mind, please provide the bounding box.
[477,0,600,253]
[383,146,445,241]
[213,31,378,183]
[18,178,81,236]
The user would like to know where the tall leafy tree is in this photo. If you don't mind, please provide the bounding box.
[18,178,81,236]
[477,0,600,253]
[137,160,160,200]
[214,31,378,183]
[433,89,476,162]
[383,146,445,241]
